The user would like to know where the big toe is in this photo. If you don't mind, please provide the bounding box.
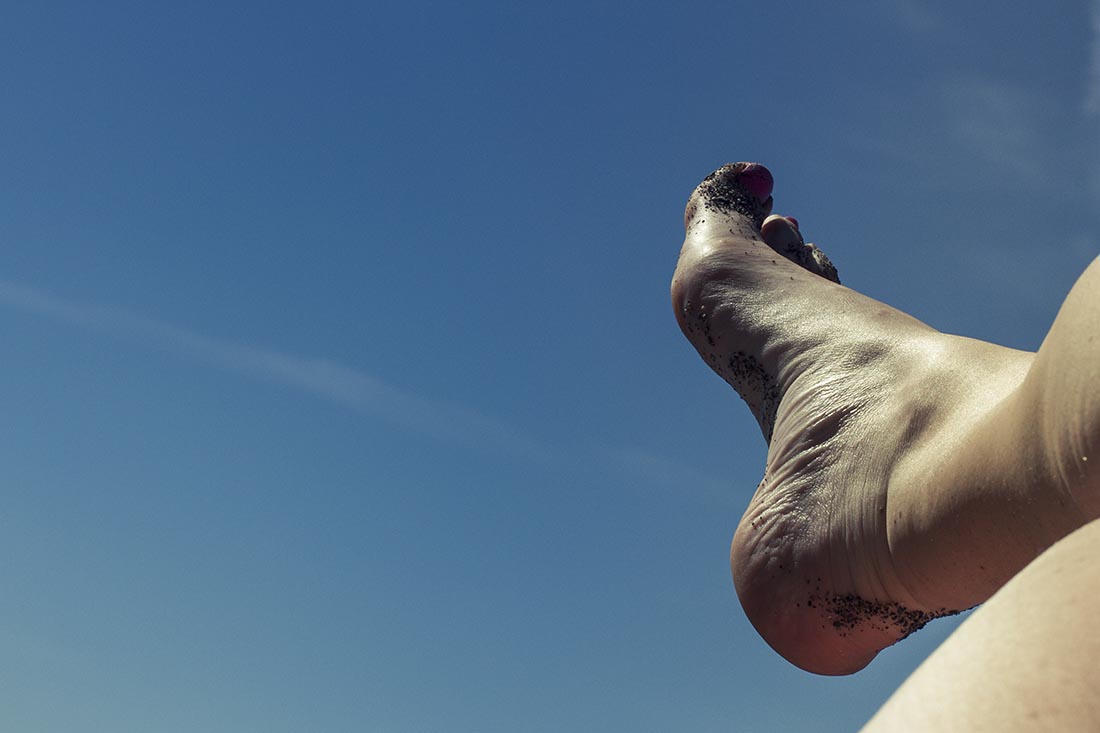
[684,162,775,231]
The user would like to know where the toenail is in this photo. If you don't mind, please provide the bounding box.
[689,163,777,229]
[786,216,799,230]
[737,163,774,202]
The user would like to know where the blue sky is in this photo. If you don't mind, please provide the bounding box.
[1,1,1098,730]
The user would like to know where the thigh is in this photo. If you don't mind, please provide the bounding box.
[861,518,1100,732]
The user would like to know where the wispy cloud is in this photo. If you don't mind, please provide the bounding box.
[1086,0,1100,118]
[847,76,1057,193]
[939,76,1055,180]
[885,0,945,35]
[0,280,733,496]
[601,445,734,504]
[0,279,739,501]
[1084,1,1100,206]
[0,280,554,463]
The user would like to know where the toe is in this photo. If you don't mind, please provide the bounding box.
[684,162,775,231]
[761,214,841,284]
[761,214,803,250]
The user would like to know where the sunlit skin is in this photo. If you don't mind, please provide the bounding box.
[672,163,1100,679]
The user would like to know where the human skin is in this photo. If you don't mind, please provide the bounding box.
[671,163,1100,675]
[860,516,1100,732]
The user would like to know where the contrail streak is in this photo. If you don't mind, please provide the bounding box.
[0,280,554,463]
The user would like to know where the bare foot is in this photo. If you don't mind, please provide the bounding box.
[671,163,1092,674]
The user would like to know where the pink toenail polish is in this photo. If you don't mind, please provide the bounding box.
[786,216,799,230]
[738,163,774,201]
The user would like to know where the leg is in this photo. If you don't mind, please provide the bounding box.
[888,255,1100,613]
[672,163,1099,674]
[1019,256,1100,517]
[861,517,1100,732]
